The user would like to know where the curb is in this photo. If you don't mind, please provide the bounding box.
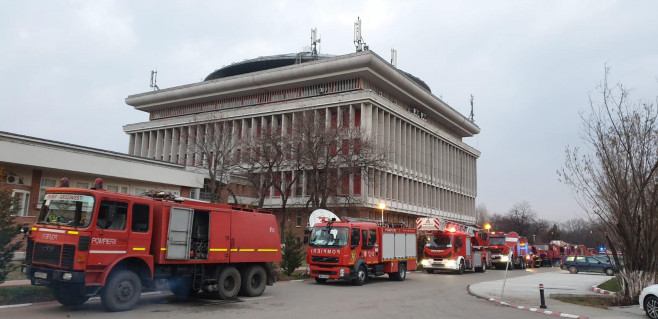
[467,284,589,319]
[591,285,615,296]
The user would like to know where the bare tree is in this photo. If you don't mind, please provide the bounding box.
[185,116,239,203]
[294,110,386,210]
[475,203,489,226]
[559,67,658,303]
[489,202,548,241]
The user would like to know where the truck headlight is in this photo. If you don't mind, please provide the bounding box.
[339,268,345,278]
[421,259,433,267]
[444,259,457,268]
[62,273,73,281]
[500,256,509,262]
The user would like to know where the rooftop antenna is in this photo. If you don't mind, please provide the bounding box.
[391,48,398,68]
[354,17,368,52]
[311,28,321,59]
[150,70,159,91]
[469,94,475,122]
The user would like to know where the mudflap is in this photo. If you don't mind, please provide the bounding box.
[265,263,276,285]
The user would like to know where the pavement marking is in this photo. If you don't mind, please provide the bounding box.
[0,303,32,310]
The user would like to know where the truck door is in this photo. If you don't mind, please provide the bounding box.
[129,203,151,254]
[166,206,194,260]
[349,228,361,265]
[361,228,378,264]
[90,200,129,266]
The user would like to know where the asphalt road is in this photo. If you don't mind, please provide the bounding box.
[0,268,555,319]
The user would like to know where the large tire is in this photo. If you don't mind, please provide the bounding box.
[604,268,614,276]
[239,265,267,297]
[217,266,241,299]
[476,259,487,273]
[314,277,327,284]
[101,269,142,312]
[425,268,435,274]
[644,295,658,319]
[389,263,407,281]
[568,266,579,274]
[54,283,89,306]
[169,276,192,298]
[456,260,465,275]
[352,266,367,286]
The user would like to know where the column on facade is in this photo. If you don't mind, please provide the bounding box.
[163,129,171,162]
[140,132,149,157]
[155,130,163,160]
[169,127,180,163]
[147,131,155,158]
[132,133,141,156]
[128,134,135,155]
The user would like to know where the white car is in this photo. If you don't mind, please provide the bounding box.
[640,284,658,319]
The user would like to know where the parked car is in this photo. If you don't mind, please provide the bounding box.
[640,284,658,319]
[560,255,616,276]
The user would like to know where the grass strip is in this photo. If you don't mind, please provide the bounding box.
[597,277,620,292]
[0,286,54,306]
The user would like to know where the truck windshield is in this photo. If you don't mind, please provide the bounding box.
[536,244,549,250]
[488,237,506,246]
[424,235,452,249]
[37,193,95,228]
[309,226,349,248]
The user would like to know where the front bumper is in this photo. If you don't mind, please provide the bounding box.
[309,264,352,280]
[24,264,85,285]
[421,259,459,270]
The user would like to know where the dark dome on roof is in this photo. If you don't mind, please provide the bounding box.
[204,52,432,93]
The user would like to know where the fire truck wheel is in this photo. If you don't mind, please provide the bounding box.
[605,268,614,276]
[568,266,579,274]
[101,269,142,312]
[389,263,406,281]
[425,269,435,274]
[239,265,267,297]
[217,266,241,299]
[54,283,89,306]
[352,266,367,286]
[314,277,328,284]
[456,260,465,275]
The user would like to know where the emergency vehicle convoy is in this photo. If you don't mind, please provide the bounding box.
[306,210,417,285]
[417,218,491,274]
[23,179,282,312]
[488,232,531,269]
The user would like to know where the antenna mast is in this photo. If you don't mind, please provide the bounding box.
[311,28,321,59]
[354,17,368,52]
[391,48,398,68]
[150,70,159,91]
[469,94,475,122]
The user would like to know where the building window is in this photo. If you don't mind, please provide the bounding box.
[38,178,57,208]
[120,186,128,193]
[134,188,146,195]
[76,182,89,189]
[107,185,119,192]
[11,190,30,217]
[296,212,302,228]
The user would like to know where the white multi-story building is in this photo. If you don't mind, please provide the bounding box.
[123,51,480,234]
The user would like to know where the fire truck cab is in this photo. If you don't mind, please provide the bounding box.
[307,215,417,285]
[417,218,491,274]
[488,232,530,269]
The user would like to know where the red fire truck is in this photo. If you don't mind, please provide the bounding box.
[307,216,417,285]
[23,180,282,311]
[488,232,531,269]
[417,218,491,274]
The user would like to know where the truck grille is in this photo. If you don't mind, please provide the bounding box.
[32,243,61,266]
[312,256,339,263]
[61,244,76,269]
[25,239,34,264]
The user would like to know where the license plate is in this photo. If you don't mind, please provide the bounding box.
[34,271,47,279]
[319,274,329,279]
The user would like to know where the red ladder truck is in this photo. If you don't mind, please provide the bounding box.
[23,179,282,311]
[417,218,491,274]
[307,215,417,285]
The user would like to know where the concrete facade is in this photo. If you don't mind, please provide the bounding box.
[123,51,481,238]
[0,131,206,227]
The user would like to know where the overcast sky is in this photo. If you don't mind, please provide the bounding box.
[1,0,656,222]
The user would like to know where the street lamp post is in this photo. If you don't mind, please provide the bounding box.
[378,202,386,222]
